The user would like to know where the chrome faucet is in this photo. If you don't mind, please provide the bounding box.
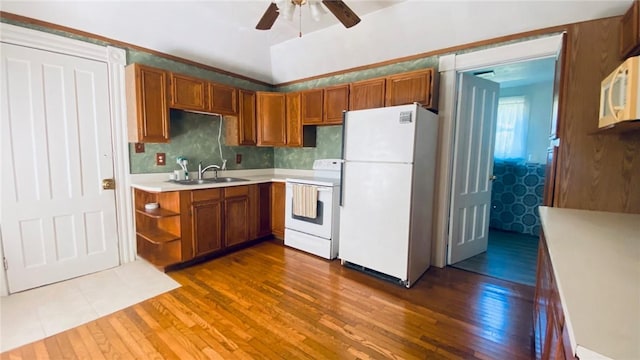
[198,162,220,180]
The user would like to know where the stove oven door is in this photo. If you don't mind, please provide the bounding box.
[285,182,334,239]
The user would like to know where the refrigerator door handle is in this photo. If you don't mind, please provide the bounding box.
[340,111,347,206]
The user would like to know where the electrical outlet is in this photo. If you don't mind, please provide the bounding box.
[134,143,145,153]
[156,153,166,166]
[236,154,242,164]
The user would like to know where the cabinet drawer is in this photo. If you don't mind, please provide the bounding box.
[192,188,222,202]
[224,185,249,198]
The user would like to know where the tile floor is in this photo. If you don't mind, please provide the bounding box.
[0,259,180,352]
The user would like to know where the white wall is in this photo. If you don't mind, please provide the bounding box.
[500,81,554,164]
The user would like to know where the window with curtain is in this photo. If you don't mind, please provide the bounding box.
[494,96,528,161]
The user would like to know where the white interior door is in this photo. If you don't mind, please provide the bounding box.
[1,43,120,293]
[448,72,499,264]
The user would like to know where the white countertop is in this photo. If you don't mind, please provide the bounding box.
[129,168,313,192]
[539,207,640,360]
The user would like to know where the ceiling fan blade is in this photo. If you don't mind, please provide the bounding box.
[321,0,361,28]
[256,2,279,30]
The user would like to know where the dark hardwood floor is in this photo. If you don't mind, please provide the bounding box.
[1,240,535,359]
[453,228,539,286]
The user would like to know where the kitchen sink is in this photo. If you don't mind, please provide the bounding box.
[169,177,249,185]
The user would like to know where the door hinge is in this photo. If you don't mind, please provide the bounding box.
[3,257,7,271]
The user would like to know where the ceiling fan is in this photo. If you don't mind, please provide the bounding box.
[256,0,361,31]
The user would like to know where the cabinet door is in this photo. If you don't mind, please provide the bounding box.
[248,183,272,240]
[286,92,303,147]
[385,69,433,108]
[239,90,257,145]
[170,73,207,112]
[258,183,272,238]
[301,89,324,125]
[224,196,250,247]
[125,63,170,143]
[210,82,238,116]
[620,0,640,59]
[192,200,223,257]
[257,92,287,146]
[324,84,349,124]
[271,182,285,239]
[349,78,386,110]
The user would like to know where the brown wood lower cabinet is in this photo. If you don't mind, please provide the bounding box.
[271,182,285,239]
[135,183,275,270]
[224,186,250,247]
[251,182,272,239]
[534,233,576,360]
[191,189,224,258]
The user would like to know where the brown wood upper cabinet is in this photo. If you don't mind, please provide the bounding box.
[385,68,436,109]
[125,63,170,143]
[323,84,349,124]
[286,92,303,147]
[301,89,324,125]
[238,89,257,145]
[225,90,257,146]
[257,92,287,146]
[349,78,386,111]
[620,0,640,59]
[170,73,208,112]
[301,86,349,125]
[209,82,238,116]
[256,91,313,147]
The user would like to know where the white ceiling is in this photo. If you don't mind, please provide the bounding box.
[0,1,632,84]
[471,57,557,88]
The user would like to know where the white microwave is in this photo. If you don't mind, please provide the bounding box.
[599,56,640,128]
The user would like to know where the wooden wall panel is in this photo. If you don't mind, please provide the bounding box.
[556,17,640,213]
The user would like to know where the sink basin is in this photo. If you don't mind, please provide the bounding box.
[169,177,249,185]
[207,177,249,183]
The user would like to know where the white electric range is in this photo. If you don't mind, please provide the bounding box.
[284,159,342,259]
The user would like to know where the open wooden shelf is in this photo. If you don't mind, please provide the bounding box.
[134,188,184,270]
[136,208,180,219]
[136,228,180,244]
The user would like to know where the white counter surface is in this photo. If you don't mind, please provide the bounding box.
[539,207,640,360]
[129,168,313,192]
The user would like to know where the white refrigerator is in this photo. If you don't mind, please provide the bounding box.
[338,103,439,288]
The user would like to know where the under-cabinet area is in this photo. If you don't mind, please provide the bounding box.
[134,181,275,270]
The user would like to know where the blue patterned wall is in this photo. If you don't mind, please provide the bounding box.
[490,161,545,236]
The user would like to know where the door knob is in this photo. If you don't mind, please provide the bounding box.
[489,175,497,181]
[102,178,115,190]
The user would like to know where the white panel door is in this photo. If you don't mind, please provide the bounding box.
[344,104,417,163]
[448,73,499,264]
[1,43,119,293]
[339,161,413,280]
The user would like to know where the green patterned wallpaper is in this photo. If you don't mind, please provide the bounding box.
[2,16,562,172]
[278,57,440,93]
[130,110,274,173]
[274,126,343,169]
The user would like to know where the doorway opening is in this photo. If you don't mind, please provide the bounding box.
[451,57,556,286]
